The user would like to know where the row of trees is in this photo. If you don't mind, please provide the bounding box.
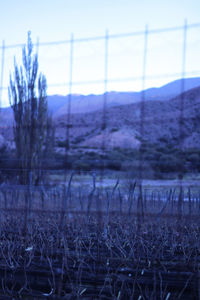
[9,32,54,185]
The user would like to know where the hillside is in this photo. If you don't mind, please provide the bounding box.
[0,77,200,151]
[50,77,200,115]
[54,85,200,150]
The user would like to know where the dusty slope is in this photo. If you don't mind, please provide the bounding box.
[1,83,200,150]
[54,86,200,149]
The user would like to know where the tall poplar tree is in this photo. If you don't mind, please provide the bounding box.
[9,32,54,185]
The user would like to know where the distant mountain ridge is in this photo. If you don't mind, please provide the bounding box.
[48,77,200,116]
[0,77,200,151]
[2,77,200,117]
[53,84,200,150]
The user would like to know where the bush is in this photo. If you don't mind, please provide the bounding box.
[110,127,119,133]
[106,160,122,171]
[74,160,91,171]
[72,136,85,144]
[57,140,66,148]
[152,154,184,174]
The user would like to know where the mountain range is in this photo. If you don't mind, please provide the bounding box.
[0,77,200,151]
[49,77,200,115]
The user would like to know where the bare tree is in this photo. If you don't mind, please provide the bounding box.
[9,32,54,185]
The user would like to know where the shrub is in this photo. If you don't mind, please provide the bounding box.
[74,160,91,171]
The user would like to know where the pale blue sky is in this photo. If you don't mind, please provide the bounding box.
[0,0,200,106]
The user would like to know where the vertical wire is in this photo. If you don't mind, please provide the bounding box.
[98,29,109,240]
[36,37,40,56]
[36,37,40,99]
[35,37,44,182]
[99,30,109,182]
[62,33,74,222]
[101,30,109,180]
[137,25,148,226]
[102,29,109,134]
[66,34,74,156]
[179,20,187,178]
[0,40,5,110]
[61,34,73,232]
[99,29,109,197]
[177,20,187,226]
[139,25,148,182]
[95,29,109,293]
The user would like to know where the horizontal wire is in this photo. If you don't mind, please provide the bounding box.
[1,70,200,91]
[1,23,200,49]
[0,114,199,129]
[0,163,177,172]
[0,155,197,166]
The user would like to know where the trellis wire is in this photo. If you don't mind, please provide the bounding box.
[0,21,200,179]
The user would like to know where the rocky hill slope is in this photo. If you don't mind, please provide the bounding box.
[0,78,200,151]
[54,85,200,150]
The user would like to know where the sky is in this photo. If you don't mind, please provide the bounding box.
[0,0,200,107]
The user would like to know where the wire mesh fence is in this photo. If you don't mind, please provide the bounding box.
[0,20,200,196]
[0,22,200,298]
[0,21,200,211]
[0,23,200,179]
